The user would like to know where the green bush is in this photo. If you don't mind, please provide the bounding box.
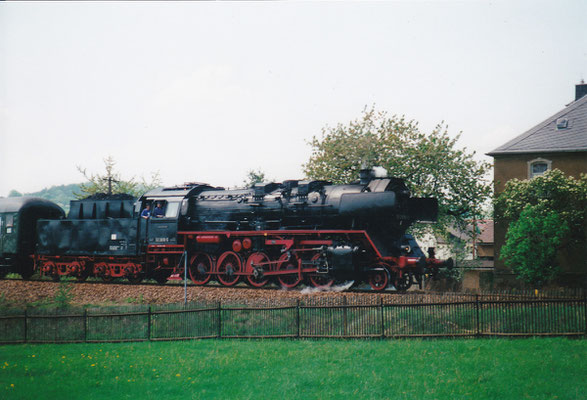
[500,205,569,286]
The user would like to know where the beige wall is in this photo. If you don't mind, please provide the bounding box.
[493,152,587,193]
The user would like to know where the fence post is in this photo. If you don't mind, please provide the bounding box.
[342,296,348,337]
[147,306,152,341]
[475,294,480,337]
[217,301,222,339]
[296,300,300,338]
[84,309,88,343]
[23,308,28,343]
[380,297,385,339]
[583,289,587,337]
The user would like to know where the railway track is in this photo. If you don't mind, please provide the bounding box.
[0,274,396,292]
[0,274,425,308]
[0,278,420,307]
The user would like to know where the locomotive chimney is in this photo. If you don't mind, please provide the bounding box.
[359,168,372,185]
[576,80,587,101]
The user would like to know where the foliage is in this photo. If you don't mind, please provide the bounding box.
[27,183,80,212]
[76,156,161,199]
[496,170,586,285]
[242,168,266,188]
[1,339,585,399]
[53,281,75,308]
[303,107,492,236]
[7,190,23,197]
[495,169,586,244]
[500,205,570,286]
[5,184,80,213]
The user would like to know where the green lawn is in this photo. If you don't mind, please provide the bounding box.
[0,338,585,399]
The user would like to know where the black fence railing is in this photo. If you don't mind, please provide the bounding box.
[0,292,585,344]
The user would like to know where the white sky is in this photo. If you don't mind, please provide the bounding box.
[1,1,586,196]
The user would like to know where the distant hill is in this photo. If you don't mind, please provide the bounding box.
[8,184,81,213]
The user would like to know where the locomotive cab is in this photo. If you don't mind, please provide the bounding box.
[139,184,214,247]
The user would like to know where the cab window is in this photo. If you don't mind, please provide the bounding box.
[165,202,180,218]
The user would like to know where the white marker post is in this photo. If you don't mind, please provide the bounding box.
[184,250,188,305]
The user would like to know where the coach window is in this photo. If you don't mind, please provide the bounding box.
[6,214,14,234]
[165,201,180,218]
[528,158,552,179]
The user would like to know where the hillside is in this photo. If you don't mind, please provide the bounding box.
[8,183,81,212]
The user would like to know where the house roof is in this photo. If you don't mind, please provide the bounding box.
[448,220,494,244]
[487,94,587,156]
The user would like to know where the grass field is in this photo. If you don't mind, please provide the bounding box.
[0,338,585,400]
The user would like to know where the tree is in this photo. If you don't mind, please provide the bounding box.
[76,156,162,198]
[303,107,492,235]
[500,205,569,286]
[495,169,586,285]
[242,169,266,188]
[8,190,23,197]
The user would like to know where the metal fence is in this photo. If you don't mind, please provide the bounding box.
[0,292,585,344]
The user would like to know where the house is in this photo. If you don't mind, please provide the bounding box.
[418,220,494,291]
[487,82,587,286]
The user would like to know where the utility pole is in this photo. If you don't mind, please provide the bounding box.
[102,176,119,195]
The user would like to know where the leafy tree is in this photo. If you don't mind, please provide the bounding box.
[242,169,266,188]
[304,107,492,234]
[495,169,586,243]
[495,169,586,285]
[500,205,569,286]
[76,156,162,198]
[8,190,23,197]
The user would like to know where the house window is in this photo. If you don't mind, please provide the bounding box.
[528,158,552,179]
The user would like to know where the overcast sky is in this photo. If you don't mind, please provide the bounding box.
[1,0,586,197]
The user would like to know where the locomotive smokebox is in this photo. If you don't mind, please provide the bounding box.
[339,192,397,217]
[406,198,438,222]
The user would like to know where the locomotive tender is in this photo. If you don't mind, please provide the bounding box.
[0,168,450,291]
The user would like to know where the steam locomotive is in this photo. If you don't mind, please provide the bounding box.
[0,168,451,291]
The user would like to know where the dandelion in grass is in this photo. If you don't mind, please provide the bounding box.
[31,355,35,358]
[176,373,181,377]
[91,364,96,367]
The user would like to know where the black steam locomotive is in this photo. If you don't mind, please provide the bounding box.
[0,168,450,291]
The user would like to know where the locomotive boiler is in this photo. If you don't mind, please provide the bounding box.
[2,168,451,291]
